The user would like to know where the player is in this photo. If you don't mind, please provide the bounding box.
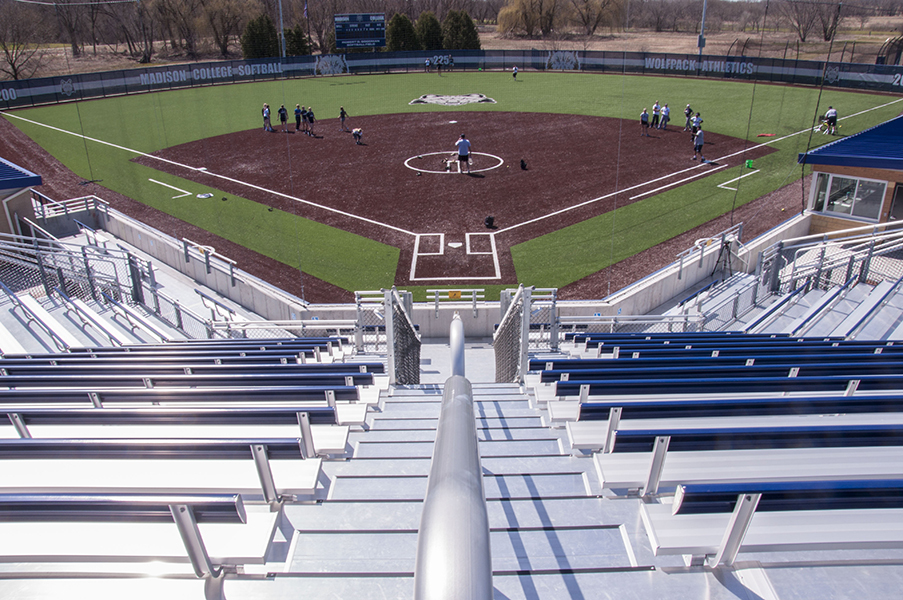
[651,102,661,129]
[339,106,349,131]
[300,106,308,134]
[692,126,705,162]
[691,112,703,135]
[294,104,302,131]
[262,103,274,132]
[660,104,670,130]
[278,105,288,132]
[825,106,838,134]
[512,66,518,80]
[640,108,650,137]
[456,134,472,174]
[353,128,363,144]
[307,107,316,137]
[684,104,693,131]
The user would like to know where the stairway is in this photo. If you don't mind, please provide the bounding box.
[276,378,647,599]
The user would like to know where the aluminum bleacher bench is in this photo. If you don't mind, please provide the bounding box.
[595,422,903,497]
[567,394,903,451]
[13,294,85,350]
[54,288,132,346]
[0,386,368,426]
[0,321,26,356]
[553,373,903,401]
[3,405,346,457]
[641,479,903,567]
[0,437,325,503]
[0,361,385,377]
[0,370,375,389]
[538,360,903,384]
[0,492,278,580]
[101,291,177,342]
[531,349,903,373]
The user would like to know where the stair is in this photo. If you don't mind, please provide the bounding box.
[278,379,646,598]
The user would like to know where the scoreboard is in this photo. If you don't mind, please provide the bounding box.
[334,14,386,49]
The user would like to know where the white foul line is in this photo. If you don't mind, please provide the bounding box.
[630,163,728,200]
[148,178,191,198]
[2,112,416,237]
[718,169,761,191]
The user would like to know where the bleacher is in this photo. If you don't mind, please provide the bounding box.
[4,183,903,597]
[526,327,903,570]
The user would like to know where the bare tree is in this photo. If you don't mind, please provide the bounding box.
[777,0,819,42]
[52,0,86,57]
[0,1,45,80]
[202,0,257,56]
[816,2,843,41]
[569,0,615,35]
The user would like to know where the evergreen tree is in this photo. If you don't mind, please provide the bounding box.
[386,13,420,52]
[415,11,443,51]
[241,14,279,59]
[441,10,480,51]
[284,24,310,56]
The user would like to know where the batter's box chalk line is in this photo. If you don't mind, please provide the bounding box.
[404,152,505,174]
[410,232,502,281]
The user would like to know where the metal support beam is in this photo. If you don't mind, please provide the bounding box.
[710,492,762,567]
[170,504,220,578]
[250,444,279,504]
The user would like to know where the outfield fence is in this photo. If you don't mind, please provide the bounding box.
[3,49,903,110]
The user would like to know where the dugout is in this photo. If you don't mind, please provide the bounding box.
[799,114,903,234]
[0,157,42,236]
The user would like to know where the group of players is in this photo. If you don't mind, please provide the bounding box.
[262,103,317,135]
[640,102,707,161]
[260,103,363,143]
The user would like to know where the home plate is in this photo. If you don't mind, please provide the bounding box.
[448,242,463,248]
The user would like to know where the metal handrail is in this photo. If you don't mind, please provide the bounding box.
[413,321,491,600]
[449,313,465,377]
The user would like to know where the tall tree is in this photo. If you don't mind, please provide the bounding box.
[284,23,310,55]
[415,11,443,51]
[241,13,279,58]
[386,12,420,51]
[0,1,45,80]
[442,10,480,49]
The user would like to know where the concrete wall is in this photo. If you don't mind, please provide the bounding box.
[94,206,812,339]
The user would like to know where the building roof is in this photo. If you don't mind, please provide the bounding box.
[0,157,42,191]
[798,113,903,171]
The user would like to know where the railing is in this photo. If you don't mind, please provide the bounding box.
[413,316,491,600]
[559,314,706,335]
[760,222,903,294]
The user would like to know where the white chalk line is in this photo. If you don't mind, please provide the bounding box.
[148,178,191,198]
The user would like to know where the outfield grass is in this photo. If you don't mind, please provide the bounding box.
[5,71,901,297]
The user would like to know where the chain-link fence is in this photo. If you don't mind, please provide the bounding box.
[494,286,527,383]
[699,278,761,331]
[386,288,420,385]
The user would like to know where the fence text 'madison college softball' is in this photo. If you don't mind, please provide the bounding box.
[138,63,284,86]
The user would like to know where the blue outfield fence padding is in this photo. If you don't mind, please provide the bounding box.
[2,49,903,110]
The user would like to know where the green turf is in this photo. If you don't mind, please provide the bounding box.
[5,71,901,295]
